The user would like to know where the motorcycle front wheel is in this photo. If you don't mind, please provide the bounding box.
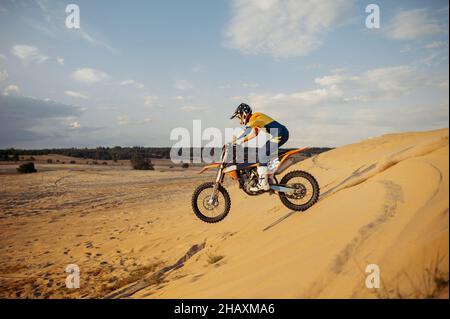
[191,182,231,223]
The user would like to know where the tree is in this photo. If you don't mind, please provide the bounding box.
[130,153,154,170]
[17,162,37,174]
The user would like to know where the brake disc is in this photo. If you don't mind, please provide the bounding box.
[287,183,307,199]
[202,196,219,210]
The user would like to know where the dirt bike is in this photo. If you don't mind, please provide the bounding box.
[191,144,320,223]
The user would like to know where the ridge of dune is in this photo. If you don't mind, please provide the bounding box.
[127,128,449,299]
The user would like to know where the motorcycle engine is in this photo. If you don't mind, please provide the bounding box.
[239,170,260,196]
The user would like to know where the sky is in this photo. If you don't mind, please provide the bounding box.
[0,0,448,149]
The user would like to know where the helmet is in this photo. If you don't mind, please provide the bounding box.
[230,103,252,124]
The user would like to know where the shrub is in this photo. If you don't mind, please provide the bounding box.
[92,161,99,165]
[47,159,53,164]
[130,153,154,170]
[70,160,76,164]
[17,162,37,174]
[102,162,108,165]
[181,163,189,169]
[207,254,224,264]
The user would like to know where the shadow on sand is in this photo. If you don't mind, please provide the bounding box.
[262,210,299,231]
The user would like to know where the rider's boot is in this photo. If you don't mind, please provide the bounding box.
[250,166,271,192]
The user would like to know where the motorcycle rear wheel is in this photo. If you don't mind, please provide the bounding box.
[278,170,320,211]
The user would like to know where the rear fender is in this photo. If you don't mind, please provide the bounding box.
[274,147,308,175]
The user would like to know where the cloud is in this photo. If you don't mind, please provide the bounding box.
[3,84,20,96]
[179,105,207,112]
[438,79,449,91]
[78,29,120,55]
[425,41,447,49]
[224,0,351,58]
[173,95,194,101]
[121,79,144,89]
[313,66,421,100]
[57,56,64,65]
[417,40,450,66]
[352,103,449,132]
[0,94,85,146]
[138,118,153,124]
[69,121,81,129]
[28,1,119,55]
[71,68,109,84]
[0,94,83,119]
[245,85,345,112]
[363,66,420,98]
[0,70,8,82]
[239,65,447,146]
[65,90,88,99]
[143,95,159,106]
[175,79,194,90]
[120,80,134,85]
[242,82,259,88]
[191,65,205,73]
[314,74,359,86]
[385,9,445,40]
[240,65,426,121]
[116,115,130,125]
[417,51,448,67]
[11,45,49,63]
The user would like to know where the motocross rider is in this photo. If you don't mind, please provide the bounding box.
[230,103,289,191]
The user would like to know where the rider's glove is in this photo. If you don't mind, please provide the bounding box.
[235,138,245,145]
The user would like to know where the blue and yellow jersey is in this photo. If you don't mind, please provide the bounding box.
[246,112,288,143]
[246,112,274,130]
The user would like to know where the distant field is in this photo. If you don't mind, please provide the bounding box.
[0,154,204,175]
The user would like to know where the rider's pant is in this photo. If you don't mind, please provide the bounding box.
[258,122,289,166]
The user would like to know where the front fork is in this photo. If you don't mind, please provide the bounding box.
[208,165,224,205]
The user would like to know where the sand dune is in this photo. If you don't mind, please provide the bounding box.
[0,128,448,298]
[132,128,449,299]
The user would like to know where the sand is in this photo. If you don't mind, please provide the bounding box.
[0,128,448,298]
